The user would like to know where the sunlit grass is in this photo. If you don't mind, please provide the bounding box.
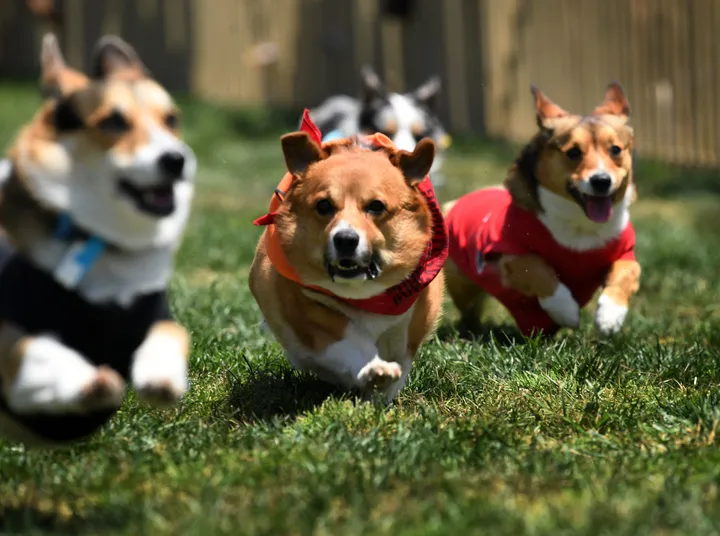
[0,83,719,535]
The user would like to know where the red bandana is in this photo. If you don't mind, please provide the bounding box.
[253,110,448,316]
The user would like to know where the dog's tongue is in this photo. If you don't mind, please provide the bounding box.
[585,196,613,223]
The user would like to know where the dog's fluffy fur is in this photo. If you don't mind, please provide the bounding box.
[444,83,641,337]
[249,133,444,402]
[0,34,196,445]
[308,66,450,187]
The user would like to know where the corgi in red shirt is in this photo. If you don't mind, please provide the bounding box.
[445,82,641,337]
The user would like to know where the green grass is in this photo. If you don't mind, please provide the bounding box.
[1,82,720,535]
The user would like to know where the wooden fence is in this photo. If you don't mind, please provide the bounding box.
[0,0,719,167]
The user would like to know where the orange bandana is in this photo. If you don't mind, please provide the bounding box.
[253,110,448,316]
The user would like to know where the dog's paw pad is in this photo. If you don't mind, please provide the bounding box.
[358,360,402,389]
[595,294,628,336]
[79,366,126,411]
[539,284,580,328]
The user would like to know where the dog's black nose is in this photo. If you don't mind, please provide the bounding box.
[589,172,612,194]
[333,229,360,257]
[158,151,186,179]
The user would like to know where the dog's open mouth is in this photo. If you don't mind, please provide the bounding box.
[583,194,613,223]
[566,184,614,223]
[118,179,175,217]
[326,258,381,282]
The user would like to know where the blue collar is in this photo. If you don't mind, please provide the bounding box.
[51,213,107,289]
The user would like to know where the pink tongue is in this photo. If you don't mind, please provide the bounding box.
[585,196,613,223]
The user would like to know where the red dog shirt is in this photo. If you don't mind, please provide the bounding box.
[446,187,636,336]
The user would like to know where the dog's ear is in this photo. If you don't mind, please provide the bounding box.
[41,33,66,78]
[40,33,90,99]
[412,75,441,111]
[360,65,387,103]
[504,137,544,213]
[280,132,328,175]
[39,33,66,98]
[91,35,146,80]
[531,85,569,132]
[593,81,631,119]
[393,137,435,186]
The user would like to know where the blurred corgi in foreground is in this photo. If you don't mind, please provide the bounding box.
[444,83,640,337]
[0,34,196,445]
[250,112,447,402]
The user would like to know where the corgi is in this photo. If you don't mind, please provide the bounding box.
[444,82,640,338]
[0,34,197,445]
[308,66,451,188]
[249,111,447,402]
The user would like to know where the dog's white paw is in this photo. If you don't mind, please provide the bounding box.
[595,294,628,336]
[131,333,188,408]
[357,358,403,390]
[7,336,125,414]
[538,283,580,328]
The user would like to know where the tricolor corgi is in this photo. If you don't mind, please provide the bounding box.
[444,83,640,337]
[249,112,447,403]
[308,66,451,188]
[0,34,197,445]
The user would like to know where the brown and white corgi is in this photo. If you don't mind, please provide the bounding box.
[444,83,640,337]
[249,112,447,403]
[0,34,196,445]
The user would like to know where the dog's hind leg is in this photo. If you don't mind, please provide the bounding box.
[444,260,489,336]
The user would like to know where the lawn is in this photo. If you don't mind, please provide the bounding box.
[1,81,720,535]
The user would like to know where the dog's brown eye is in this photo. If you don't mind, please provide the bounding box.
[609,145,622,157]
[97,111,130,135]
[315,199,335,216]
[165,113,179,129]
[565,146,582,161]
[365,200,386,215]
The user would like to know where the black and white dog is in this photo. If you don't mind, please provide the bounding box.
[307,66,451,188]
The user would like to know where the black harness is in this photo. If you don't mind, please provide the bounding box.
[0,217,170,443]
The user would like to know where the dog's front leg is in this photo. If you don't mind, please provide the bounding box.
[0,323,125,413]
[499,254,580,328]
[315,322,404,403]
[131,320,190,407]
[595,259,641,336]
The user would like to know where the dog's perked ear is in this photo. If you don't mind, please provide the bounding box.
[39,33,66,99]
[91,35,146,80]
[280,132,328,176]
[412,76,441,111]
[530,85,569,132]
[40,33,66,79]
[392,138,435,186]
[360,65,387,103]
[592,81,631,119]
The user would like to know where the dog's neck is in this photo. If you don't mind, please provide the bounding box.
[536,185,633,251]
[0,171,175,307]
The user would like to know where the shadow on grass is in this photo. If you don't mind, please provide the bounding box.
[226,363,345,424]
[0,505,130,535]
[436,319,526,347]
